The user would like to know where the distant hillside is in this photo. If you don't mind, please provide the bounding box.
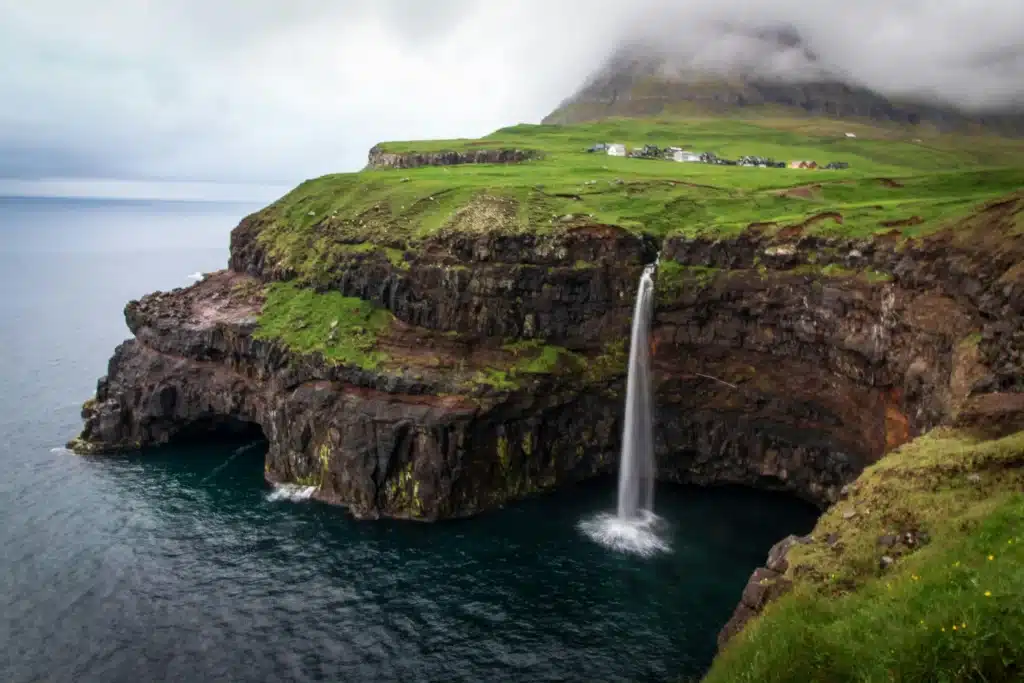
[544,28,1024,136]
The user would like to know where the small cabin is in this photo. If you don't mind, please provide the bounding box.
[607,144,627,157]
[672,149,702,163]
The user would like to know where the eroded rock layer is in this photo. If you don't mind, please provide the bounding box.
[71,195,1024,527]
[366,146,540,170]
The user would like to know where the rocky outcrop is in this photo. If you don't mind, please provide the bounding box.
[366,145,540,170]
[71,194,1023,526]
[717,534,810,648]
[72,301,624,520]
[71,231,643,520]
[230,217,657,347]
[696,197,1024,646]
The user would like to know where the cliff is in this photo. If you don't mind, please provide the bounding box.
[70,191,1024,515]
[68,117,1024,678]
[365,145,540,170]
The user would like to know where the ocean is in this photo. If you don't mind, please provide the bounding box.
[0,196,817,683]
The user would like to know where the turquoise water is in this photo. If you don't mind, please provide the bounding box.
[0,197,818,682]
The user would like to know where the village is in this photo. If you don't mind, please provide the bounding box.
[585,142,849,170]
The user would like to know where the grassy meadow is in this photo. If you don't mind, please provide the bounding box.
[256,117,1024,260]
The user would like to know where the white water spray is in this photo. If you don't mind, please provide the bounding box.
[266,483,318,503]
[579,261,668,556]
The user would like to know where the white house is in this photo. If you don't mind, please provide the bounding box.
[607,143,627,157]
[672,149,702,163]
[845,132,857,138]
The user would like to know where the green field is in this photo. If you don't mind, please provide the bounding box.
[256,117,1024,272]
[704,428,1024,683]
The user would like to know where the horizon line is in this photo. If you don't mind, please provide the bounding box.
[0,178,293,203]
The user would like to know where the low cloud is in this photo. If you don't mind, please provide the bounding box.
[622,1,1024,107]
[0,0,1021,187]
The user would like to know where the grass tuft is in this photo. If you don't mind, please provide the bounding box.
[655,261,720,301]
[253,282,393,370]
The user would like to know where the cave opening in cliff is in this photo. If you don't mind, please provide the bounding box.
[169,414,268,451]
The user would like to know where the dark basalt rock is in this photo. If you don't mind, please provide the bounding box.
[69,199,1024,648]
[230,218,659,348]
[718,535,811,649]
[365,146,541,170]
[75,207,1024,516]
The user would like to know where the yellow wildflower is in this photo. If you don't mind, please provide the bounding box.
[985,591,992,597]
[988,555,994,561]
[952,625,958,631]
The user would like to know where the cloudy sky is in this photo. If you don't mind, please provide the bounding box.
[1,0,1022,198]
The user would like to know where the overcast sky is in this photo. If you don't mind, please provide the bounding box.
[1,0,1022,195]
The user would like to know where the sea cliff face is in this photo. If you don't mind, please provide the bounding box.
[365,145,540,170]
[69,193,1024,525]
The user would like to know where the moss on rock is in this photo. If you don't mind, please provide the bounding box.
[706,428,1024,683]
[253,282,392,370]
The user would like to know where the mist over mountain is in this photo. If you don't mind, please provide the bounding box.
[544,23,1024,135]
[3,1,1024,183]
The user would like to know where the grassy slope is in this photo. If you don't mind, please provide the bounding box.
[252,117,1023,378]
[253,282,393,370]
[259,118,1024,268]
[705,428,1024,683]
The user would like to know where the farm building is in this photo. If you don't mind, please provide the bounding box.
[607,144,627,157]
[631,144,662,159]
[671,149,702,162]
[738,155,783,168]
[789,160,818,169]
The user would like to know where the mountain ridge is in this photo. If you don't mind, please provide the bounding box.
[544,28,1024,136]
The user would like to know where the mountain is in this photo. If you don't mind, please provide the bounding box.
[543,25,1024,136]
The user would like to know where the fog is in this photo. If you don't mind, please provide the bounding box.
[1,0,1020,189]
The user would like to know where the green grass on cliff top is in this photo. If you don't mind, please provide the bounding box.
[253,117,1024,259]
[703,428,1024,683]
[253,282,393,370]
[249,115,1023,364]
[254,117,1024,260]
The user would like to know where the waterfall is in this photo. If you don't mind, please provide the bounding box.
[578,260,668,557]
[616,262,657,520]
